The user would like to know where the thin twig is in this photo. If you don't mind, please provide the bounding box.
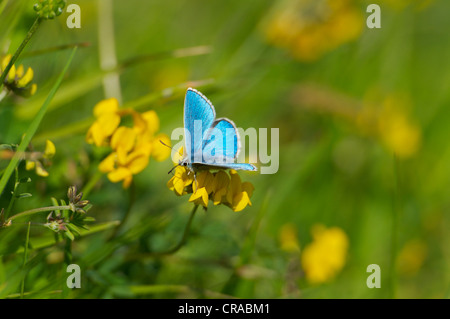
[7,205,71,223]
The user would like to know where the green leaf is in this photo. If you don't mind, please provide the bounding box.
[0,47,77,198]
[64,229,74,241]
[15,193,32,199]
[50,197,60,215]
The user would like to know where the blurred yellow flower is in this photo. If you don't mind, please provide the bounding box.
[397,239,427,277]
[377,99,422,158]
[167,166,254,212]
[264,0,364,61]
[301,224,349,284]
[358,94,422,158]
[279,223,301,253]
[86,98,171,188]
[25,140,56,177]
[1,54,37,98]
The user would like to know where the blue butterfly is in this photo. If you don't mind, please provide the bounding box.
[178,88,257,173]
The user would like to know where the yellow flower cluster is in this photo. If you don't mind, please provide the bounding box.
[1,55,37,97]
[264,0,363,61]
[86,98,171,188]
[301,224,349,284]
[167,164,254,212]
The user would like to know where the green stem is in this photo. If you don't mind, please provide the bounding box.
[4,167,19,220]
[20,221,31,299]
[64,238,72,265]
[22,42,90,58]
[108,181,136,240]
[126,205,199,260]
[7,205,71,223]
[0,17,41,92]
[81,170,102,198]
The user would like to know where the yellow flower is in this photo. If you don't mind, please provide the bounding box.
[167,166,194,196]
[167,166,255,212]
[279,223,301,253]
[99,150,149,188]
[86,98,171,188]
[1,55,37,98]
[86,98,121,147]
[264,0,363,61]
[189,171,215,208]
[226,170,254,212]
[301,224,349,284]
[211,171,230,205]
[377,98,421,158]
[25,140,56,177]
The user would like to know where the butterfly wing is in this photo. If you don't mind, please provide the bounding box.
[184,88,216,162]
[194,162,257,171]
[199,118,257,171]
[202,118,239,163]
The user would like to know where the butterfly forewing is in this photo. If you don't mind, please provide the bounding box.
[184,88,216,163]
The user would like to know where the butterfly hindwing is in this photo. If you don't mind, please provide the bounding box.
[184,88,216,162]
[196,163,257,171]
[202,118,239,164]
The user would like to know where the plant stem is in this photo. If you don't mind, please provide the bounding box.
[7,205,71,223]
[4,167,20,219]
[126,205,199,260]
[98,0,122,104]
[0,17,41,92]
[20,222,31,299]
[22,42,90,58]
[108,181,136,240]
[81,170,102,198]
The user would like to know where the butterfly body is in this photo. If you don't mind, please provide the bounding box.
[181,88,256,173]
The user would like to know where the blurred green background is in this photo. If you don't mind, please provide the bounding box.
[0,0,448,298]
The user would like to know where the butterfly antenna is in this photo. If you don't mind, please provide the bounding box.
[168,163,180,175]
[160,140,173,150]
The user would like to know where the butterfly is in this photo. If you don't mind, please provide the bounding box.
[178,88,257,173]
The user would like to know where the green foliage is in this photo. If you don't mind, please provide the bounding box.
[0,0,448,299]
